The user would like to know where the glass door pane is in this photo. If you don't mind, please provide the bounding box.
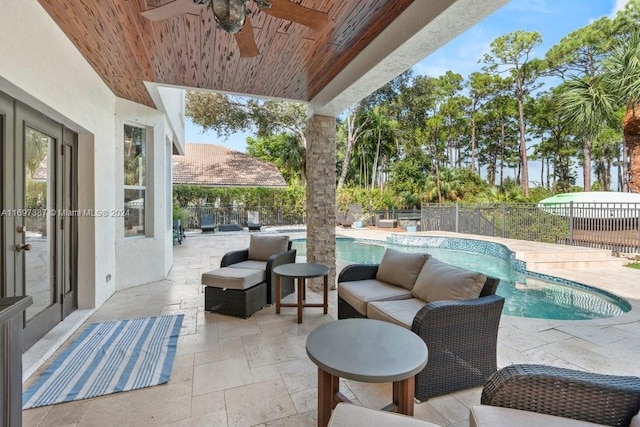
[24,127,53,321]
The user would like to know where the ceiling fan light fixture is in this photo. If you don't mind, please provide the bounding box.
[212,0,247,34]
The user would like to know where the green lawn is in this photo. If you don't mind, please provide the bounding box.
[625,263,640,270]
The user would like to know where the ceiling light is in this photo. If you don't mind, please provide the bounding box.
[211,0,248,34]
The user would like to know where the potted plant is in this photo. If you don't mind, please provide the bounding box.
[399,219,418,232]
[351,212,372,229]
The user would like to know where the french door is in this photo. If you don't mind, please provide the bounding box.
[1,92,77,350]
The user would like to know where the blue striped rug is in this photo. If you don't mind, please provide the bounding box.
[23,314,183,409]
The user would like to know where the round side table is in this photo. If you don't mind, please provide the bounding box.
[273,263,329,323]
[306,318,428,426]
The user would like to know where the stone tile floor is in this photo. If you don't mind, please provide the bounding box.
[22,229,640,426]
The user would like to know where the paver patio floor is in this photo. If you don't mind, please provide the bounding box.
[23,229,640,426]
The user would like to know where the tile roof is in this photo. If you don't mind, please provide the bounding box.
[172,143,287,187]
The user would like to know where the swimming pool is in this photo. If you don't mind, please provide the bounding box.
[291,237,631,320]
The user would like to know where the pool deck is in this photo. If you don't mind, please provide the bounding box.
[23,228,640,427]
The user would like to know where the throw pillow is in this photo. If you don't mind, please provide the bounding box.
[248,234,289,261]
[376,249,429,290]
[412,257,486,302]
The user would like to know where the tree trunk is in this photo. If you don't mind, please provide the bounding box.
[517,97,529,197]
[337,135,355,189]
[470,105,477,173]
[583,137,592,191]
[370,128,381,189]
[499,124,505,187]
[623,107,640,193]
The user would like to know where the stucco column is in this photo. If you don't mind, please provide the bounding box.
[305,114,336,291]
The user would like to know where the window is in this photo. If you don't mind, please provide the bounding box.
[124,124,146,237]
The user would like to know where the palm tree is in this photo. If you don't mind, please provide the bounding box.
[555,31,640,192]
[603,31,640,192]
[279,133,306,183]
[554,76,618,191]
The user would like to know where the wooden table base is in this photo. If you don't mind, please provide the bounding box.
[316,367,415,427]
[276,274,328,323]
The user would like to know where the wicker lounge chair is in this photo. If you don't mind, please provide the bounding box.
[474,364,640,426]
[219,234,296,305]
[338,256,504,402]
[202,235,297,317]
[200,213,216,233]
[247,211,262,231]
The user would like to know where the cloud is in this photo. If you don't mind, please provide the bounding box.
[611,0,629,16]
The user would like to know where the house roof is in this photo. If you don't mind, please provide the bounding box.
[173,143,287,187]
[38,0,508,116]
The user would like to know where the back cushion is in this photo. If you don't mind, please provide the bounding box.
[248,234,290,261]
[412,257,486,302]
[376,249,429,290]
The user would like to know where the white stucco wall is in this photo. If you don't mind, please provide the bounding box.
[0,1,175,308]
[148,84,186,155]
[114,98,172,289]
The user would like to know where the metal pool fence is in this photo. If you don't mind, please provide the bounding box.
[180,205,305,230]
[420,203,640,254]
[178,202,640,254]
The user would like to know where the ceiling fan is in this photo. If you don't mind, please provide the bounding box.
[141,0,328,58]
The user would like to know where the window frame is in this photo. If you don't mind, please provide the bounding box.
[123,123,149,238]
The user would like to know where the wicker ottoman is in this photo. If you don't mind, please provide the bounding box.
[202,267,267,318]
[378,219,397,228]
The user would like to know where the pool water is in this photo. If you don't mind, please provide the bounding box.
[291,238,630,320]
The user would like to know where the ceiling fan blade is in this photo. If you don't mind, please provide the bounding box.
[141,0,207,22]
[259,0,328,31]
[234,16,259,57]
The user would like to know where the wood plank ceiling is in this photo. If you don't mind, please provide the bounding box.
[37,0,415,108]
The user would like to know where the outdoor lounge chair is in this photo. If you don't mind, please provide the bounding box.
[173,219,185,244]
[336,211,352,227]
[202,235,296,317]
[473,364,640,426]
[247,210,262,232]
[220,233,296,304]
[200,213,216,233]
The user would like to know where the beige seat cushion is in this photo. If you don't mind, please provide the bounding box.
[469,405,606,427]
[329,403,442,427]
[375,249,429,290]
[248,234,289,261]
[202,267,265,290]
[412,257,486,303]
[338,279,412,316]
[228,260,268,271]
[367,298,426,329]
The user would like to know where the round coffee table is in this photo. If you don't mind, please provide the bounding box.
[306,318,428,426]
[273,263,329,323]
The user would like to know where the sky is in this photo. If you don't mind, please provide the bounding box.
[185,0,629,173]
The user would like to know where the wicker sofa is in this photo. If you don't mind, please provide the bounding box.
[337,249,504,401]
[472,364,640,426]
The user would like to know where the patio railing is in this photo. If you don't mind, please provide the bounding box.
[180,205,305,229]
[421,202,640,254]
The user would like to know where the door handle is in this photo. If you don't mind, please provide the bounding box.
[17,225,26,233]
[16,243,32,252]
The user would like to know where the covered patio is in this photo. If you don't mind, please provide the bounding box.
[23,230,640,426]
[32,0,511,290]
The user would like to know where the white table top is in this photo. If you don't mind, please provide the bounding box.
[305,318,428,383]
